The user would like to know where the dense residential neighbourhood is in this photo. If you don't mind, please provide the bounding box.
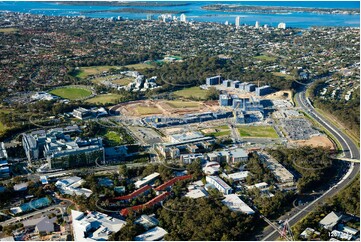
[0,1,359,241]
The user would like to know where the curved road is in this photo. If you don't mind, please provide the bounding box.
[260,86,359,241]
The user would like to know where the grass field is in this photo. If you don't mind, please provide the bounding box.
[165,100,201,108]
[272,72,295,80]
[104,131,122,146]
[91,76,133,86]
[75,63,153,79]
[254,55,276,62]
[203,125,231,137]
[125,63,154,71]
[86,94,123,105]
[50,86,92,100]
[0,28,18,33]
[75,66,118,79]
[238,126,279,138]
[135,106,162,115]
[173,86,209,100]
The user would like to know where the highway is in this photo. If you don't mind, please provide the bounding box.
[260,86,360,241]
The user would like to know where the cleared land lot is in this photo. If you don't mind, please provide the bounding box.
[50,86,92,100]
[134,106,163,116]
[86,94,123,105]
[238,125,279,138]
[272,72,294,80]
[173,87,209,100]
[0,28,18,33]
[125,63,154,70]
[165,100,201,108]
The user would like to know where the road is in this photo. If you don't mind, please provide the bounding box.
[260,86,359,241]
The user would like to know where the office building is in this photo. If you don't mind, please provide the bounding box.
[146,14,154,20]
[219,94,233,106]
[22,127,104,169]
[206,176,232,195]
[206,75,222,85]
[255,85,272,96]
[222,80,231,87]
[245,83,256,92]
[235,16,241,28]
[207,148,248,164]
[0,143,9,179]
[71,210,126,241]
[180,13,186,23]
[278,22,286,29]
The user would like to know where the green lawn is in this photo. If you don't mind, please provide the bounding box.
[0,122,7,132]
[165,100,201,108]
[272,72,295,80]
[86,94,123,105]
[135,106,162,115]
[91,76,134,86]
[104,131,122,146]
[238,126,279,138]
[50,86,92,100]
[173,86,209,100]
[254,55,276,62]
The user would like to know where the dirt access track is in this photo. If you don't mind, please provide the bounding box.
[113,99,219,118]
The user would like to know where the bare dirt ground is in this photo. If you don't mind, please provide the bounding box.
[292,135,335,150]
[115,99,220,117]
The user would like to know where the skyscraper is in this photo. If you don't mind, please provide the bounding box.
[278,22,286,29]
[255,21,259,29]
[235,16,241,28]
[180,14,187,23]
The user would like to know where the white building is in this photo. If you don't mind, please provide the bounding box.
[255,21,259,29]
[206,176,232,195]
[278,22,286,29]
[222,171,249,182]
[319,211,342,231]
[134,172,160,189]
[134,226,168,241]
[180,13,187,23]
[55,176,92,197]
[71,210,126,241]
[222,194,255,215]
[235,16,241,28]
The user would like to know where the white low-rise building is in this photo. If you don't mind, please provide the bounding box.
[222,171,249,181]
[55,176,92,197]
[134,172,160,189]
[206,176,232,195]
[134,226,168,241]
[222,194,255,215]
[71,210,126,241]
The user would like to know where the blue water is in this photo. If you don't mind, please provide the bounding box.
[0,1,359,28]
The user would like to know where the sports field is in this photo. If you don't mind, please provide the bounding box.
[238,126,279,138]
[173,86,208,100]
[86,94,123,105]
[165,100,201,108]
[50,86,92,100]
